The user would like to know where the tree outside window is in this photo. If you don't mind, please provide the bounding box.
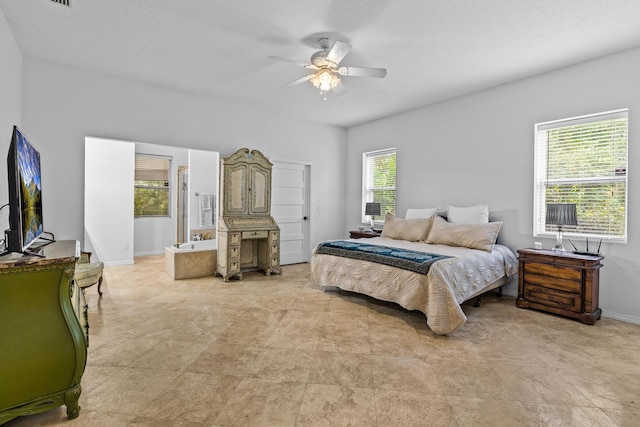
[363,148,396,223]
[134,155,171,217]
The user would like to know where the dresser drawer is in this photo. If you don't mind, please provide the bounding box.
[242,230,268,239]
[523,284,582,312]
[523,262,582,294]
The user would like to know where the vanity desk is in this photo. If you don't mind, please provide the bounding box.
[217,148,281,281]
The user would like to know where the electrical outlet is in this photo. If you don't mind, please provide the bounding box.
[124,244,130,251]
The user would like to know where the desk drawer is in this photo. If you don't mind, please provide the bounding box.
[242,230,268,239]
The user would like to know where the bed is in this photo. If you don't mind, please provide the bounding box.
[310,209,519,335]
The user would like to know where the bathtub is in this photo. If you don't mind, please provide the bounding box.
[175,239,217,251]
[164,239,217,280]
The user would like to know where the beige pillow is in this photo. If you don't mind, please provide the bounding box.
[381,213,433,241]
[426,215,502,252]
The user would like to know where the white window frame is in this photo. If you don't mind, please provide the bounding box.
[533,109,628,243]
[362,148,396,224]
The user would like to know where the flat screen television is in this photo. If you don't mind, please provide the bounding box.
[5,126,44,254]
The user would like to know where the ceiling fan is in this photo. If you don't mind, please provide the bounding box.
[268,38,387,100]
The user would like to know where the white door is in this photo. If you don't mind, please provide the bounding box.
[271,161,310,264]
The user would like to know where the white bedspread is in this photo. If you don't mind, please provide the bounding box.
[310,237,518,335]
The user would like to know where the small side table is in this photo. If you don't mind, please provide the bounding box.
[349,230,381,239]
[517,248,603,324]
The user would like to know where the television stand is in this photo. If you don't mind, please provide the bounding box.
[23,236,56,257]
[21,249,46,257]
[0,240,87,424]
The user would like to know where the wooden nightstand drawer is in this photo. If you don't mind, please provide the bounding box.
[349,230,381,239]
[523,284,582,312]
[522,262,581,294]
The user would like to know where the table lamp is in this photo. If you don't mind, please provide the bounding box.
[365,202,381,230]
[546,203,577,252]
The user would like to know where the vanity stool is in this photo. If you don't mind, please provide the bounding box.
[74,251,104,296]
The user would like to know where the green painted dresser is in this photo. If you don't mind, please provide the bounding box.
[0,240,87,425]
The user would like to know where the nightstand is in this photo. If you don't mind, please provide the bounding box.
[517,248,603,324]
[349,230,381,239]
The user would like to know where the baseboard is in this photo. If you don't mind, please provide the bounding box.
[601,310,640,325]
[103,260,135,267]
[134,250,165,257]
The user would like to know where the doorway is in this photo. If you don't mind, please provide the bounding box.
[271,161,311,264]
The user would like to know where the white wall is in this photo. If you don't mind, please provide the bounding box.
[21,57,347,258]
[347,46,640,323]
[188,149,218,237]
[85,137,135,265]
[0,10,22,232]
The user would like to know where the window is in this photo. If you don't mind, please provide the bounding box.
[534,109,628,242]
[134,154,171,217]
[362,148,396,223]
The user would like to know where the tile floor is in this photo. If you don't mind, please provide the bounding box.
[5,255,640,426]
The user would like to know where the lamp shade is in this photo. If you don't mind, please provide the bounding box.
[546,203,577,226]
[365,202,381,216]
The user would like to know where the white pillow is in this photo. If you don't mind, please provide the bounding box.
[447,205,489,224]
[405,208,438,219]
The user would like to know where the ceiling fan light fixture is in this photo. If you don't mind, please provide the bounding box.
[269,38,386,100]
[310,69,340,100]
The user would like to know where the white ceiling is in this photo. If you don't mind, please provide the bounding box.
[2,0,640,128]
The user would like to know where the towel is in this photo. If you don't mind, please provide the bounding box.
[199,193,214,227]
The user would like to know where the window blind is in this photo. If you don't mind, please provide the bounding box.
[362,148,396,222]
[135,155,170,182]
[534,110,628,241]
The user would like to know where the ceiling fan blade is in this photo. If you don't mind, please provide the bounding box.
[333,81,347,96]
[326,40,352,66]
[282,73,315,88]
[268,56,317,70]
[337,66,387,78]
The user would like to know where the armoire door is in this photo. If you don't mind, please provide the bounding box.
[249,164,271,215]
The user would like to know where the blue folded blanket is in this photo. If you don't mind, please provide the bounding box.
[315,240,451,275]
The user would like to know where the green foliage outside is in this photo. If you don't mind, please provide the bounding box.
[545,119,627,237]
[134,180,169,216]
[371,153,396,217]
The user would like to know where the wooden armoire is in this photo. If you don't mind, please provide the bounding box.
[217,148,281,281]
